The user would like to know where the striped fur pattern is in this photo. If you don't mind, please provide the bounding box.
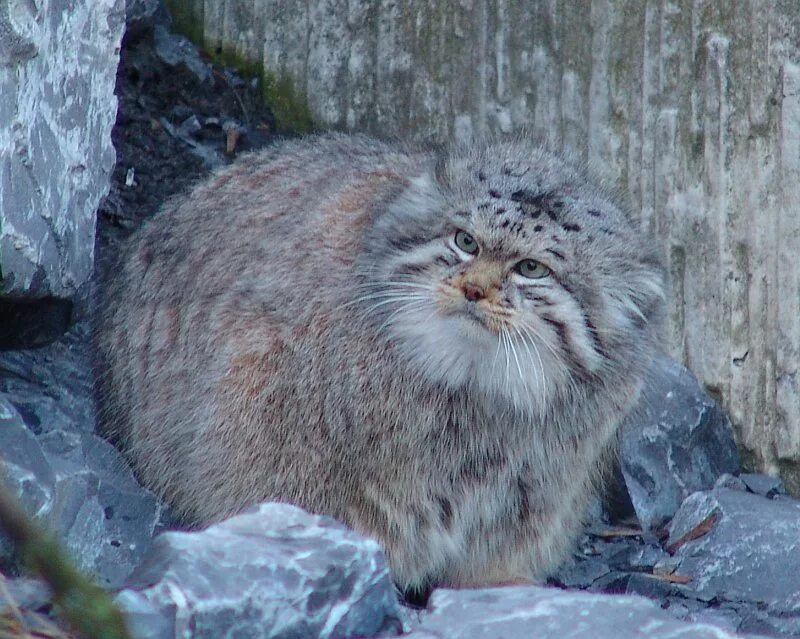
[93,134,665,592]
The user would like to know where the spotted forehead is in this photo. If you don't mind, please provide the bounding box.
[449,162,619,245]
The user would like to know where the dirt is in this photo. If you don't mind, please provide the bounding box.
[95,18,281,273]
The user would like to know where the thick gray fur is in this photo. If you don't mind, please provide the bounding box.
[94,133,666,592]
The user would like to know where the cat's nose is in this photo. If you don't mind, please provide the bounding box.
[462,282,485,302]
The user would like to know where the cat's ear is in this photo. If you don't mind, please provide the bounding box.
[603,255,667,333]
[433,145,451,187]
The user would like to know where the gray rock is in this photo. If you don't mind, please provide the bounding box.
[116,502,402,639]
[0,317,95,436]
[125,0,171,38]
[667,488,800,615]
[153,24,212,84]
[0,322,162,588]
[620,355,740,529]
[0,576,52,610]
[404,586,756,638]
[714,473,748,491]
[0,396,55,563]
[0,575,62,637]
[0,0,124,300]
[738,473,787,498]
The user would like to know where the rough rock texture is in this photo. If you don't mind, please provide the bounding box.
[666,488,800,636]
[620,354,740,529]
[403,586,759,638]
[0,322,163,588]
[0,0,125,302]
[551,474,800,637]
[115,503,403,639]
[164,0,800,494]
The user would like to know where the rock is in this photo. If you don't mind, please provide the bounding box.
[738,473,787,498]
[116,502,402,639]
[125,0,171,40]
[0,322,162,588]
[620,355,740,529]
[0,396,56,564]
[714,473,747,491]
[0,0,125,308]
[0,576,52,610]
[667,488,800,620]
[0,322,95,437]
[403,586,757,638]
[0,575,64,637]
[152,24,212,84]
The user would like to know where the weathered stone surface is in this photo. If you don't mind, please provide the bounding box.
[404,586,759,638]
[620,355,740,529]
[152,24,212,84]
[667,488,800,618]
[0,322,162,588]
[125,0,171,40]
[738,473,787,499]
[0,0,125,300]
[164,0,800,494]
[116,502,403,639]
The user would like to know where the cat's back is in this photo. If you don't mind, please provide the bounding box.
[93,134,422,446]
[124,135,420,297]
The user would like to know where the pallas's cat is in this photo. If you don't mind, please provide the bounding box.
[94,134,665,592]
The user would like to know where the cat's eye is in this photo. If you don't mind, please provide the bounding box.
[454,230,479,255]
[515,259,551,279]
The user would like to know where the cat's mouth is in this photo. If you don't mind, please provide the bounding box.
[446,301,508,335]
[436,284,509,334]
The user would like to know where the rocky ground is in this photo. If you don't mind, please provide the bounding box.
[1,4,800,638]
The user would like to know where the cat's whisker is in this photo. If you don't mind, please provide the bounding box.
[508,328,525,389]
[515,324,547,404]
[501,329,511,395]
[352,280,434,292]
[358,296,428,322]
[518,318,561,362]
[347,291,427,308]
[376,300,431,334]
[492,328,504,369]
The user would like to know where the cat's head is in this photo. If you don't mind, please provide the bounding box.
[357,139,666,412]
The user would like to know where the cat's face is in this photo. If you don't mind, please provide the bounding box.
[358,141,665,412]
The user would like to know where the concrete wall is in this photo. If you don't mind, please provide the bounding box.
[165,0,800,493]
[0,0,125,300]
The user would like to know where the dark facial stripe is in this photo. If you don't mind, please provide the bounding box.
[436,253,459,267]
[521,290,554,305]
[584,315,608,359]
[540,314,596,382]
[545,248,566,261]
[394,262,428,276]
[387,233,430,251]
